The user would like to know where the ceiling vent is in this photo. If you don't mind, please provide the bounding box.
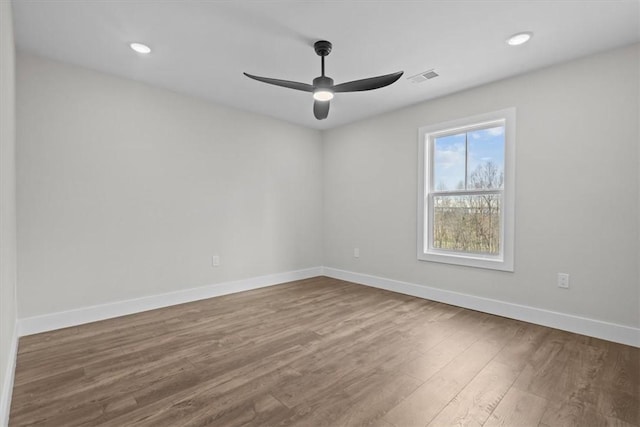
[408,69,439,83]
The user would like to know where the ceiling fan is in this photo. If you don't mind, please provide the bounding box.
[244,40,403,120]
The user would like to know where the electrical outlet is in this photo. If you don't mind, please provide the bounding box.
[212,255,220,267]
[557,273,569,289]
[354,248,360,258]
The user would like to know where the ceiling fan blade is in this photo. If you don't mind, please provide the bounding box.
[243,73,314,92]
[332,71,404,93]
[313,100,330,120]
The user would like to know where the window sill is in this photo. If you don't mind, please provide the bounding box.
[418,251,513,272]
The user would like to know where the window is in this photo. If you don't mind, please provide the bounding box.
[417,108,515,271]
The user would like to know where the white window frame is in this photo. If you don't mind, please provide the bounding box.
[417,108,516,272]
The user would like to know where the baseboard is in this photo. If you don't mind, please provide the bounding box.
[0,322,18,427]
[18,267,323,337]
[322,267,640,348]
[16,265,640,348]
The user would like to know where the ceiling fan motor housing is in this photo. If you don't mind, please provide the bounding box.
[313,76,334,88]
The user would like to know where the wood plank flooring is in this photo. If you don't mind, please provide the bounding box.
[9,276,640,426]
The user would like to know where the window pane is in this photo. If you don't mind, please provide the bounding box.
[433,194,501,255]
[433,133,465,191]
[467,126,504,190]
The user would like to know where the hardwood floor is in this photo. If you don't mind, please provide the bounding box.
[9,276,640,426]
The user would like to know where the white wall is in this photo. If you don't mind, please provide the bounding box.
[0,0,18,423]
[324,44,639,329]
[14,44,640,336]
[17,54,323,318]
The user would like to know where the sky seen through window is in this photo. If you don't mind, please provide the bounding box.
[433,126,504,191]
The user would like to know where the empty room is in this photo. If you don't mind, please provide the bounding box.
[1,1,639,426]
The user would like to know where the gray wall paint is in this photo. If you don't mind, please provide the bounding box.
[0,0,17,415]
[17,54,323,317]
[323,44,639,328]
[14,44,639,331]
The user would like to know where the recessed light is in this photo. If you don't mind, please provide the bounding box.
[506,32,533,46]
[130,42,151,54]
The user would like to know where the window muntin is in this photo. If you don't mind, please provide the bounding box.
[418,109,515,271]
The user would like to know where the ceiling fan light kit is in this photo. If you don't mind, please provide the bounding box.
[244,40,403,120]
[313,89,334,101]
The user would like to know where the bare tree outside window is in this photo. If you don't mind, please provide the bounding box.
[433,161,503,254]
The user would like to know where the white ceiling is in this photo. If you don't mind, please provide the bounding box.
[12,1,640,130]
